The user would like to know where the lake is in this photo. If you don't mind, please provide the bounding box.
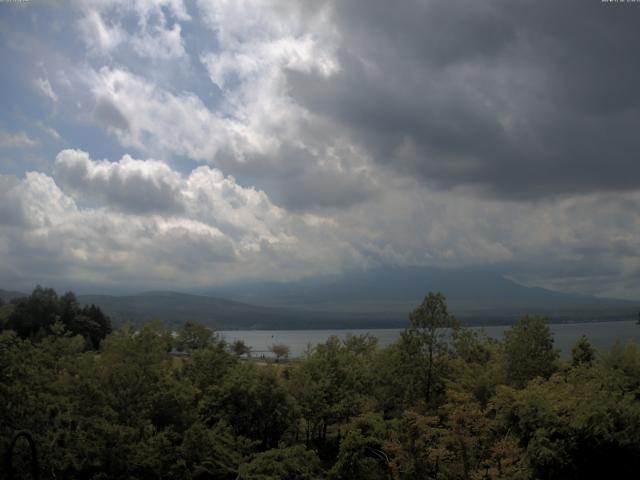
[220,320,640,358]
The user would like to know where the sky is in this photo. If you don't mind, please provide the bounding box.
[0,0,639,299]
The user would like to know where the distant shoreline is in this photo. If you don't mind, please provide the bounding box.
[218,317,639,332]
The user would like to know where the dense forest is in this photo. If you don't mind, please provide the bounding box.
[2,288,640,479]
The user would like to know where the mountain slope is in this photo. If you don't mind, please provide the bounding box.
[77,291,398,330]
[3,266,638,330]
[0,289,27,302]
[207,266,639,323]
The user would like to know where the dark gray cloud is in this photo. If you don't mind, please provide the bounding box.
[213,144,377,211]
[285,0,640,199]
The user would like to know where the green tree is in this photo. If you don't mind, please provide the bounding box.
[289,335,375,446]
[571,335,596,367]
[178,422,247,479]
[400,292,459,406]
[175,320,215,352]
[386,410,454,479]
[231,339,252,357]
[329,413,389,480]
[493,365,640,479]
[503,315,558,388]
[59,290,80,328]
[201,362,296,450]
[449,329,504,408]
[0,299,13,331]
[6,285,59,339]
[5,288,110,349]
[70,304,112,350]
[183,339,237,394]
[270,343,290,362]
[238,445,323,480]
[66,322,196,478]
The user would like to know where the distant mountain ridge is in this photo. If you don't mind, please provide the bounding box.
[0,289,27,302]
[207,266,638,324]
[2,267,638,329]
[75,291,397,330]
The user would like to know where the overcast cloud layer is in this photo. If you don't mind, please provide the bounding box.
[0,0,639,298]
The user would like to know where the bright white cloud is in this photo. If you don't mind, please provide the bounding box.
[0,163,286,288]
[81,66,377,210]
[85,67,271,161]
[76,0,374,209]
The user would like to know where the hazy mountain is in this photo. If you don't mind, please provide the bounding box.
[0,289,27,302]
[207,266,639,324]
[76,291,398,330]
[2,267,638,330]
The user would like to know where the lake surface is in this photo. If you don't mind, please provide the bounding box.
[220,320,640,358]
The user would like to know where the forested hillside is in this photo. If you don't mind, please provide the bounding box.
[2,290,640,479]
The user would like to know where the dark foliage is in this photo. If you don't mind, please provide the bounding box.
[2,290,640,479]
[5,287,111,349]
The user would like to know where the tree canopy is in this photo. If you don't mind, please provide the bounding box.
[4,286,111,349]
[2,288,639,479]
[503,315,559,388]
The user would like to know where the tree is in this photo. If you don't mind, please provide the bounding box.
[237,445,323,480]
[329,413,389,480]
[179,422,246,479]
[231,339,251,357]
[288,335,375,446]
[503,315,558,388]
[493,365,640,479]
[6,285,59,339]
[270,343,290,362]
[386,410,454,478]
[571,335,596,367]
[201,363,296,450]
[183,340,237,393]
[175,320,215,352]
[59,291,112,349]
[0,299,13,332]
[400,292,459,406]
[59,291,80,329]
[67,303,112,350]
[4,288,110,349]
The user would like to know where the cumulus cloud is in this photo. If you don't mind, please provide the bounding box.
[80,64,378,209]
[1,148,639,297]
[51,149,294,245]
[68,1,377,210]
[54,149,185,214]
[2,1,640,298]
[0,153,324,289]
